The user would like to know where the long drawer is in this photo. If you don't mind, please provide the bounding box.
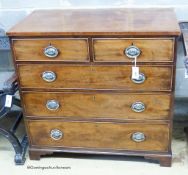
[93,38,174,62]
[12,38,89,62]
[18,64,173,91]
[22,92,171,120]
[27,120,169,152]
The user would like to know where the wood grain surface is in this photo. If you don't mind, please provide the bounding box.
[7,9,180,36]
[93,38,174,62]
[22,92,171,120]
[7,8,178,166]
[27,120,169,151]
[13,38,89,61]
[17,64,173,91]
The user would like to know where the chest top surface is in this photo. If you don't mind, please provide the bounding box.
[7,8,180,37]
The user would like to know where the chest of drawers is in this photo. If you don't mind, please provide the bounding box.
[7,8,180,166]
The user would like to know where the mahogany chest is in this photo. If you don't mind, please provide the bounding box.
[7,8,180,166]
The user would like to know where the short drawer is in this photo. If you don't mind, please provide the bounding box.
[12,38,89,61]
[22,92,171,120]
[18,64,173,91]
[27,120,169,152]
[93,38,174,62]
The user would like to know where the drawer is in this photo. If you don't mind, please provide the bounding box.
[12,38,89,61]
[27,120,169,152]
[93,38,174,62]
[23,92,171,120]
[18,64,173,91]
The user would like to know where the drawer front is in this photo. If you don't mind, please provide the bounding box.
[27,120,169,152]
[13,39,89,61]
[18,64,173,91]
[23,92,171,120]
[93,38,174,62]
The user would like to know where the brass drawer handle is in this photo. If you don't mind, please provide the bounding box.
[125,45,141,59]
[46,100,60,110]
[131,72,145,84]
[131,101,145,113]
[50,129,63,140]
[132,132,145,142]
[42,71,56,82]
[44,45,59,58]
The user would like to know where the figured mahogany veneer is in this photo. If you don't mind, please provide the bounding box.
[18,64,173,91]
[22,92,171,120]
[27,120,169,152]
[93,38,174,62]
[7,9,180,37]
[12,39,89,62]
[7,8,180,167]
